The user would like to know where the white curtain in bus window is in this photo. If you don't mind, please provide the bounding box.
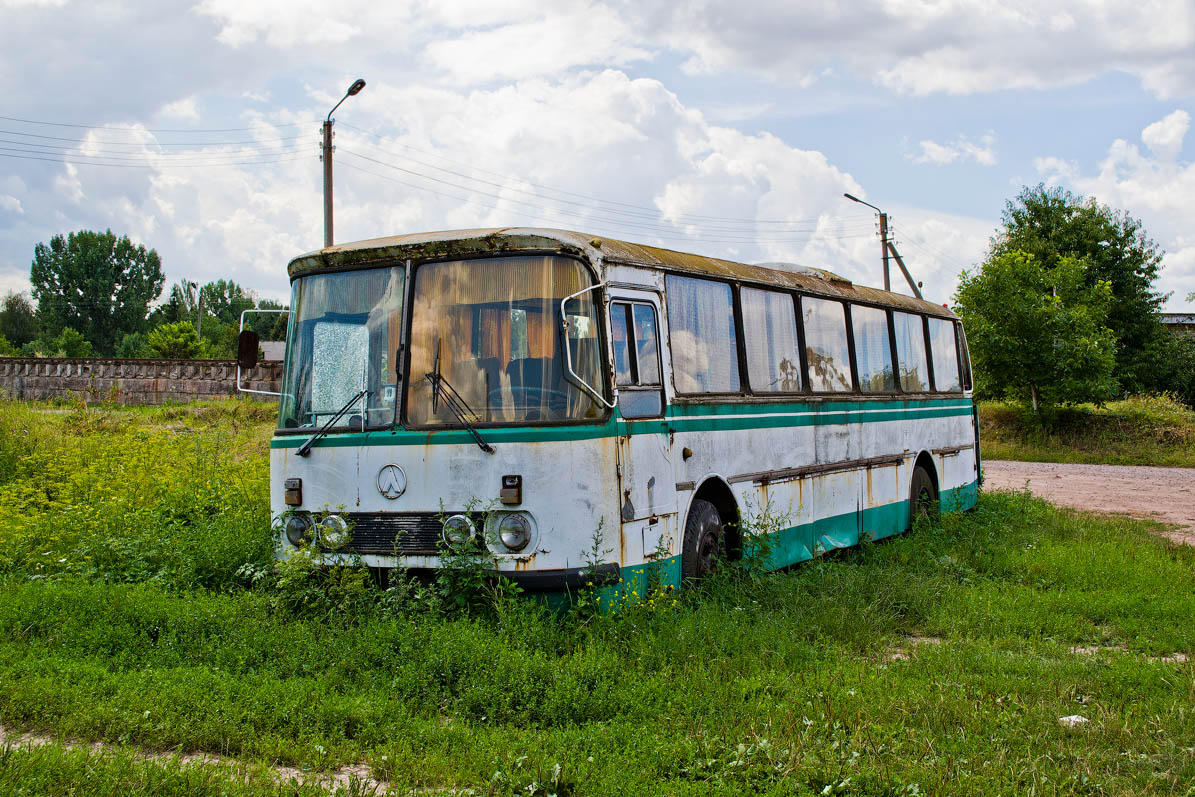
[893,311,929,392]
[928,317,961,392]
[802,296,852,392]
[851,304,895,393]
[742,287,801,392]
[666,276,741,393]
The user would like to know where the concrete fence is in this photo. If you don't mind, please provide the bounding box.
[0,357,283,404]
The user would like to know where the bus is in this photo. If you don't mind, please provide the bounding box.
[242,227,979,593]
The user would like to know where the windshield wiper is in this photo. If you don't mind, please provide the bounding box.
[426,339,494,453]
[296,388,369,457]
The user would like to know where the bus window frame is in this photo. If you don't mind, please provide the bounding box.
[798,293,857,395]
[664,273,747,400]
[739,285,805,396]
[847,301,900,396]
[610,299,666,419]
[398,250,614,431]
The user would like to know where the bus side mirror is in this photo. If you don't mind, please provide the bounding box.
[237,330,261,370]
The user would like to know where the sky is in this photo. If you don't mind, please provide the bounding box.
[1,0,1193,310]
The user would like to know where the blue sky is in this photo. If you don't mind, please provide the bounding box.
[1,0,1192,308]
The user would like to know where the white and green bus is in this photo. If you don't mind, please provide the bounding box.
[246,228,978,592]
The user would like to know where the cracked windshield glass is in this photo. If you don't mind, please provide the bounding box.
[278,265,404,430]
[405,255,603,426]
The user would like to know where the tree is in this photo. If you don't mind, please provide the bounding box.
[989,185,1166,393]
[0,293,39,347]
[146,321,207,359]
[31,230,164,356]
[954,251,1117,412]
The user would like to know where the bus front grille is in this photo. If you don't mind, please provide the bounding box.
[343,512,447,555]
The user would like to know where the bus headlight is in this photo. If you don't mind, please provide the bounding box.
[497,514,532,552]
[285,513,313,546]
[442,515,475,546]
[318,514,350,550]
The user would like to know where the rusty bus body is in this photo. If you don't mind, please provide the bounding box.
[266,228,979,592]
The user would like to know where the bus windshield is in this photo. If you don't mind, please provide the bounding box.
[278,265,404,431]
[405,255,604,426]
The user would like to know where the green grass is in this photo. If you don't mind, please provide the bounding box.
[0,400,1193,795]
[979,394,1195,467]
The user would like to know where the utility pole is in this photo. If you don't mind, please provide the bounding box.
[321,119,334,248]
[843,193,922,300]
[322,78,367,249]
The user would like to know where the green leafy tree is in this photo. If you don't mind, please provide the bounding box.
[0,334,16,356]
[31,230,164,355]
[146,321,208,359]
[954,251,1117,412]
[0,293,39,347]
[21,327,94,358]
[989,185,1166,393]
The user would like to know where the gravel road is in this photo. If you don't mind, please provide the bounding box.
[982,460,1195,545]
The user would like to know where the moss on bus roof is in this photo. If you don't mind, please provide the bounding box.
[287,227,956,318]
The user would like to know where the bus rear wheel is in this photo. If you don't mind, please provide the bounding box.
[909,465,938,529]
[682,498,726,579]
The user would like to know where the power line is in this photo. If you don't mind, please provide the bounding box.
[337,159,876,246]
[0,114,312,133]
[0,140,303,160]
[0,151,308,169]
[0,128,306,147]
[338,123,876,228]
[339,148,873,242]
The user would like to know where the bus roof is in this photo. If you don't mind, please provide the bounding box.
[288,227,956,318]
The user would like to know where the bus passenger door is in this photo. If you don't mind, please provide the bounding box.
[608,294,677,567]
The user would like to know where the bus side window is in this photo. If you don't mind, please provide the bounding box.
[927,317,962,392]
[611,301,664,419]
[893,311,930,393]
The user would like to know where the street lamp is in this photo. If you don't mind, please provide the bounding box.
[842,192,922,299]
[322,78,366,248]
[843,192,891,292]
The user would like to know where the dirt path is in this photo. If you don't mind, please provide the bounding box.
[0,724,385,794]
[983,460,1195,545]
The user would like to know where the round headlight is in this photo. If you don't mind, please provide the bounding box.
[442,514,475,546]
[318,514,350,550]
[285,513,313,546]
[497,514,532,552]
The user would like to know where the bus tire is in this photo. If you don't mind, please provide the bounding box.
[682,498,726,579]
[909,465,938,529]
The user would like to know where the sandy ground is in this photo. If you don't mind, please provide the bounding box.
[983,460,1195,545]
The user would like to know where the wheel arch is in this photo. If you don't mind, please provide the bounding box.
[912,450,939,496]
[685,475,742,560]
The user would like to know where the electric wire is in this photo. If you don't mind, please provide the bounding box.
[338,124,876,229]
[0,128,306,147]
[337,160,877,246]
[0,151,309,169]
[338,148,874,243]
[0,140,303,160]
[0,114,312,133]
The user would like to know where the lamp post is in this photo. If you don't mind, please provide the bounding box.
[322,78,366,248]
[843,192,890,292]
[843,192,922,299]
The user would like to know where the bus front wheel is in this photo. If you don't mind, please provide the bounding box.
[909,465,938,529]
[682,498,726,579]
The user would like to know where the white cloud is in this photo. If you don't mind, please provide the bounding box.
[1036,109,1195,307]
[910,134,997,166]
[0,195,23,214]
[1142,109,1189,160]
[159,96,200,122]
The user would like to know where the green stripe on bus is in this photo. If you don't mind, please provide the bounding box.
[611,479,979,594]
[269,398,974,449]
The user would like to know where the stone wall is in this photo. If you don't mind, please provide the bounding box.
[0,357,283,404]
